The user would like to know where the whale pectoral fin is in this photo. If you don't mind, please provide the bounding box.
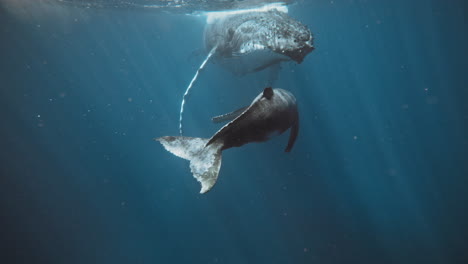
[179,46,217,135]
[211,106,248,123]
[285,119,299,152]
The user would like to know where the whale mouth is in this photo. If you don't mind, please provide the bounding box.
[281,44,315,64]
[271,22,315,64]
[274,35,315,64]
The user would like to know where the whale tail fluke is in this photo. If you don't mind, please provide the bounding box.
[155,136,223,194]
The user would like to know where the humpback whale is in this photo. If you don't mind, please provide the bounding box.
[179,4,313,134]
[204,8,314,75]
[158,87,299,194]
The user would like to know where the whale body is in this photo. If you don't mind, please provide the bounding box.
[158,87,299,193]
[204,8,314,75]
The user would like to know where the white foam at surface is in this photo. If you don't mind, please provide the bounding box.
[205,2,288,24]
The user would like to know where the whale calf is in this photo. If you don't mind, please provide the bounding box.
[179,4,313,135]
[157,87,299,193]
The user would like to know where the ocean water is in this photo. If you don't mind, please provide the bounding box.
[1,1,467,263]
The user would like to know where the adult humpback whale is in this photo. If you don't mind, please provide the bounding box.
[158,87,299,194]
[204,7,314,75]
[178,4,313,135]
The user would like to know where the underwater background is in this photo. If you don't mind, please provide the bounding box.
[1,0,467,263]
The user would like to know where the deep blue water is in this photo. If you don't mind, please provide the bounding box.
[1,1,468,263]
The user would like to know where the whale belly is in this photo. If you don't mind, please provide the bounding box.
[214,49,289,76]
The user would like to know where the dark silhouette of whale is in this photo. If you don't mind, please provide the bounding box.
[157,87,299,193]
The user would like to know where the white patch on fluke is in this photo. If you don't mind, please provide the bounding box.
[156,136,223,193]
